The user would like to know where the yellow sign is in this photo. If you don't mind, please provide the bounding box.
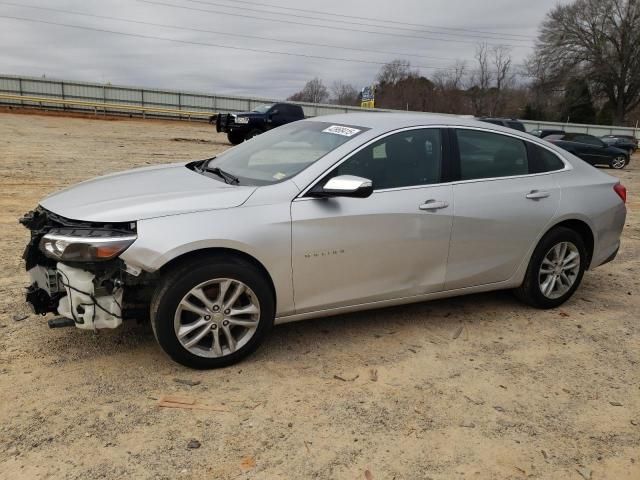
[361,86,375,109]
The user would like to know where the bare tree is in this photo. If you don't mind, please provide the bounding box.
[433,61,467,91]
[468,43,493,116]
[491,45,514,115]
[531,0,640,124]
[467,44,514,117]
[376,59,417,85]
[287,77,329,103]
[432,61,469,114]
[330,81,360,105]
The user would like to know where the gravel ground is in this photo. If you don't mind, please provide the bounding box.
[0,111,638,480]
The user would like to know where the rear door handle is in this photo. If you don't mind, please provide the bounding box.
[526,190,550,200]
[419,199,449,211]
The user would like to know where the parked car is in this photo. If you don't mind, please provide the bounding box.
[477,117,526,132]
[529,129,566,138]
[600,135,637,154]
[21,114,626,369]
[215,103,304,145]
[602,134,638,151]
[545,133,630,169]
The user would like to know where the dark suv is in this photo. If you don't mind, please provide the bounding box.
[215,103,305,144]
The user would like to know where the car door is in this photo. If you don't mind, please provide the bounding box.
[267,105,288,128]
[444,128,562,290]
[291,128,454,314]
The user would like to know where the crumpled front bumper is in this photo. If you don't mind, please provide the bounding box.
[21,207,135,330]
[27,263,123,330]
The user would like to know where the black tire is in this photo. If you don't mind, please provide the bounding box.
[514,226,587,309]
[150,255,275,369]
[227,132,243,145]
[244,129,262,141]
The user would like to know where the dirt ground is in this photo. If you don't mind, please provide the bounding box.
[0,111,638,480]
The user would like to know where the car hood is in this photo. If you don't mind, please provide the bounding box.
[40,162,256,222]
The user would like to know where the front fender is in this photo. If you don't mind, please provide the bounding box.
[119,204,295,316]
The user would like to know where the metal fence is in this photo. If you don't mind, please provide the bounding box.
[1,74,638,139]
[0,74,389,119]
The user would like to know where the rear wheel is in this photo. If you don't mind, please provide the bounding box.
[151,256,275,369]
[610,155,627,169]
[514,227,586,309]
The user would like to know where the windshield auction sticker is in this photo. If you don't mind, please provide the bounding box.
[322,125,361,137]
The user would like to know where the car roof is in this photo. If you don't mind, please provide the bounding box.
[303,112,522,135]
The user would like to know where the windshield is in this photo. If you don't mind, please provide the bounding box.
[208,121,367,185]
[252,104,273,114]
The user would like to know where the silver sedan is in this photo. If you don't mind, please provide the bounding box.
[21,113,627,368]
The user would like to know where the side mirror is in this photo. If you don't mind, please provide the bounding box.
[310,175,373,198]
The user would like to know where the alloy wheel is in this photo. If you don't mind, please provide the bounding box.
[611,156,626,169]
[173,278,261,358]
[538,242,581,299]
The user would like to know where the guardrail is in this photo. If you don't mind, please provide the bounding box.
[1,74,638,138]
[0,93,215,120]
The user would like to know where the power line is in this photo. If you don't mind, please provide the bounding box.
[139,0,533,49]
[181,0,534,43]
[0,14,511,73]
[213,0,536,40]
[0,1,459,63]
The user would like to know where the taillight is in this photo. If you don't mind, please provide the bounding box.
[614,183,627,203]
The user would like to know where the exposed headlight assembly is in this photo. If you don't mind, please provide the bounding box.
[39,232,137,262]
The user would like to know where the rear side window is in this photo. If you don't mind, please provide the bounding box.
[528,143,565,173]
[456,129,528,180]
[507,121,526,132]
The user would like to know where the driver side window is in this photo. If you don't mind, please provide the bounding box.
[330,129,443,190]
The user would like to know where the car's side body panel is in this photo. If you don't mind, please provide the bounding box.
[549,164,626,269]
[290,184,454,313]
[445,172,561,289]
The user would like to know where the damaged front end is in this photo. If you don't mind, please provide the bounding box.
[20,207,151,330]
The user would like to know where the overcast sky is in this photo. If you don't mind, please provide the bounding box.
[0,0,564,99]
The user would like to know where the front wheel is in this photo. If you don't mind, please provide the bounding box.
[227,131,244,145]
[150,256,275,369]
[514,227,587,309]
[610,155,627,169]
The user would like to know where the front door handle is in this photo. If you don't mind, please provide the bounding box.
[419,199,449,211]
[526,190,550,200]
